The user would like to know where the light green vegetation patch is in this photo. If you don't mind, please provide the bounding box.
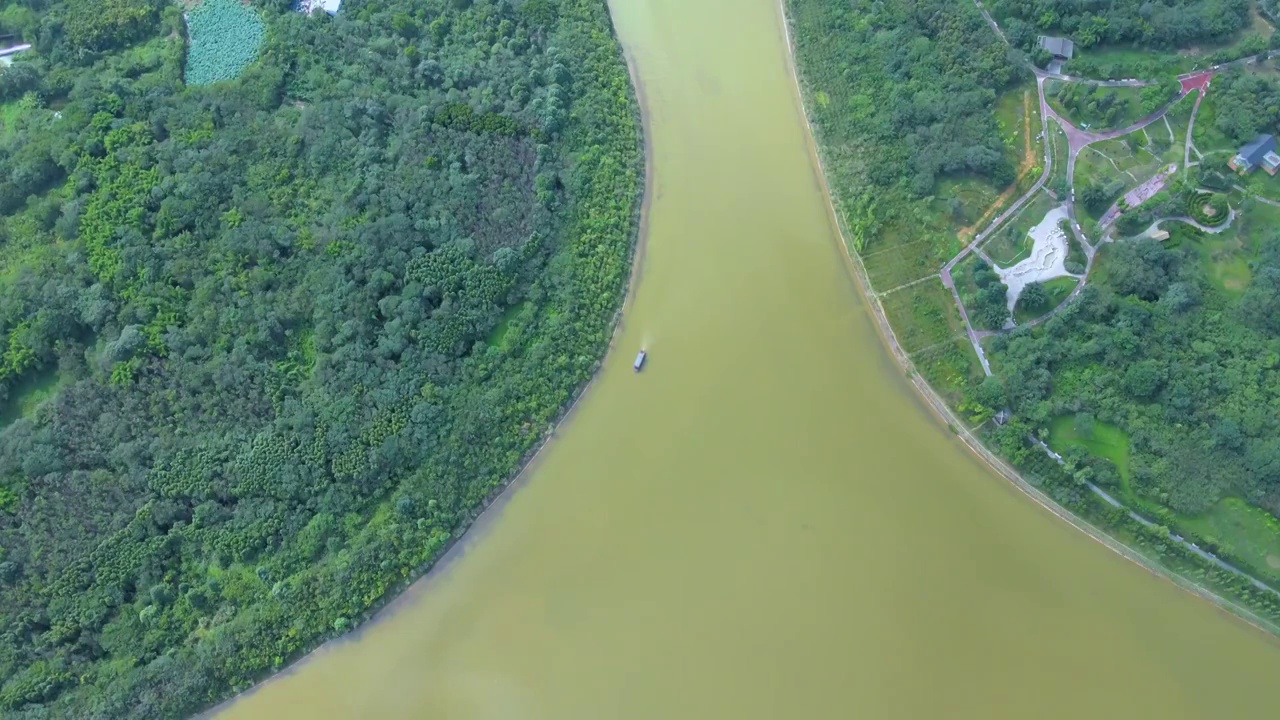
[1238,164,1280,203]
[861,212,961,290]
[911,337,984,410]
[993,83,1042,180]
[1047,119,1071,196]
[980,190,1054,266]
[1045,79,1156,131]
[880,278,965,355]
[952,251,982,309]
[1162,90,1195,149]
[0,367,64,427]
[1048,414,1131,482]
[183,0,266,86]
[1190,86,1233,152]
[0,93,39,143]
[1185,199,1280,293]
[1064,220,1088,270]
[487,300,531,349]
[1180,497,1280,584]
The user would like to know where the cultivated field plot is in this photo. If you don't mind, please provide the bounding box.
[980,190,1055,266]
[911,338,984,410]
[880,279,965,355]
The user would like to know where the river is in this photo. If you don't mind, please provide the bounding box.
[218,0,1280,716]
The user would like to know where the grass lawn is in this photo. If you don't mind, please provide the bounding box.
[1180,497,1280,585]
[1175,200,1280,295]
[981,190,1055,266]
[1191,87,1234,153]
[880,278,965,355]
[1013,275,1078,323]
[1045,79,1147,131]
[994,83,1043,183]
[1048,119,1070,196]
[0,368,65,427]
[861,180,989,290]
[911,338,983,411]
[1047,414,1131,482]
[1238,167,1280,203]
[1237,197,1280,249]
[486,300,530,349]
[1163,91,1195,149]
[952,251,982,309]
[1065,221,1088,269]
[0,99,24,143]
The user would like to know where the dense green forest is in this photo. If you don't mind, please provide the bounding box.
[785,0,1018,249]
[989,0,1251,49]
[1206,69,1280,143]
[989,227,1280,516]
[0,0,641,716]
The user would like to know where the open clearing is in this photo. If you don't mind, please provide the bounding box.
[1048,414,1131,482]
[880,278,966,355]
[1181,497,1280,585]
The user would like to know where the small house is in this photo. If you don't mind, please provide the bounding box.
[1038,36,1074,61]
[297,0,341,14]
[1228,134,1280,175]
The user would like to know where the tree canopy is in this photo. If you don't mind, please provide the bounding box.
[0,0,642,716]
[990,0,1250,49]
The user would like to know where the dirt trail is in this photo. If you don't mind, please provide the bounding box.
[959,91,1037,241]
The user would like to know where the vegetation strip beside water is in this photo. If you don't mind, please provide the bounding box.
[0,0,642,716]
[787,0,1280,634]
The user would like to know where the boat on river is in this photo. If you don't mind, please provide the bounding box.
[633,349,647,372]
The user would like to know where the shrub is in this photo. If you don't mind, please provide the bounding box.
[1186,191,1228,226]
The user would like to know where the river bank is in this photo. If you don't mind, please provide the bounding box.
[213,1,1280,716]
[777,0,1280,638]
[199,31,653,720]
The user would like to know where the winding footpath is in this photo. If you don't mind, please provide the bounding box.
[947,0,1280,615]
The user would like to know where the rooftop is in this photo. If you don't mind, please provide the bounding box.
[1038,36,1074,60]
[1237,134,1277,167]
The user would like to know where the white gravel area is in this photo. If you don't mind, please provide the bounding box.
[995,204,1073,311]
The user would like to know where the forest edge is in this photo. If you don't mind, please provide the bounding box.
[193,18,655,719]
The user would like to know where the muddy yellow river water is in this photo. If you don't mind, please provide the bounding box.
[219,0,1280,717]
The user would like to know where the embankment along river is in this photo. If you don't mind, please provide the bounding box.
[219,0,1280,716]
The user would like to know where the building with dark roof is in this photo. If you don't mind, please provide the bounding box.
[1229,134,1280,175]
[1038,36,1074,60]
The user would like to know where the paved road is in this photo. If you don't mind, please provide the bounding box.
[1035,440,1280,599]
[939,72,1054,376]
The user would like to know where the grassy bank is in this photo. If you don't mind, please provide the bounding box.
[788,0,1280,636]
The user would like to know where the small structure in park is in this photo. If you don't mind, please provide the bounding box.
[1228,134,1280,175]
[1038,36,1074,61]
[297,0,341,14]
